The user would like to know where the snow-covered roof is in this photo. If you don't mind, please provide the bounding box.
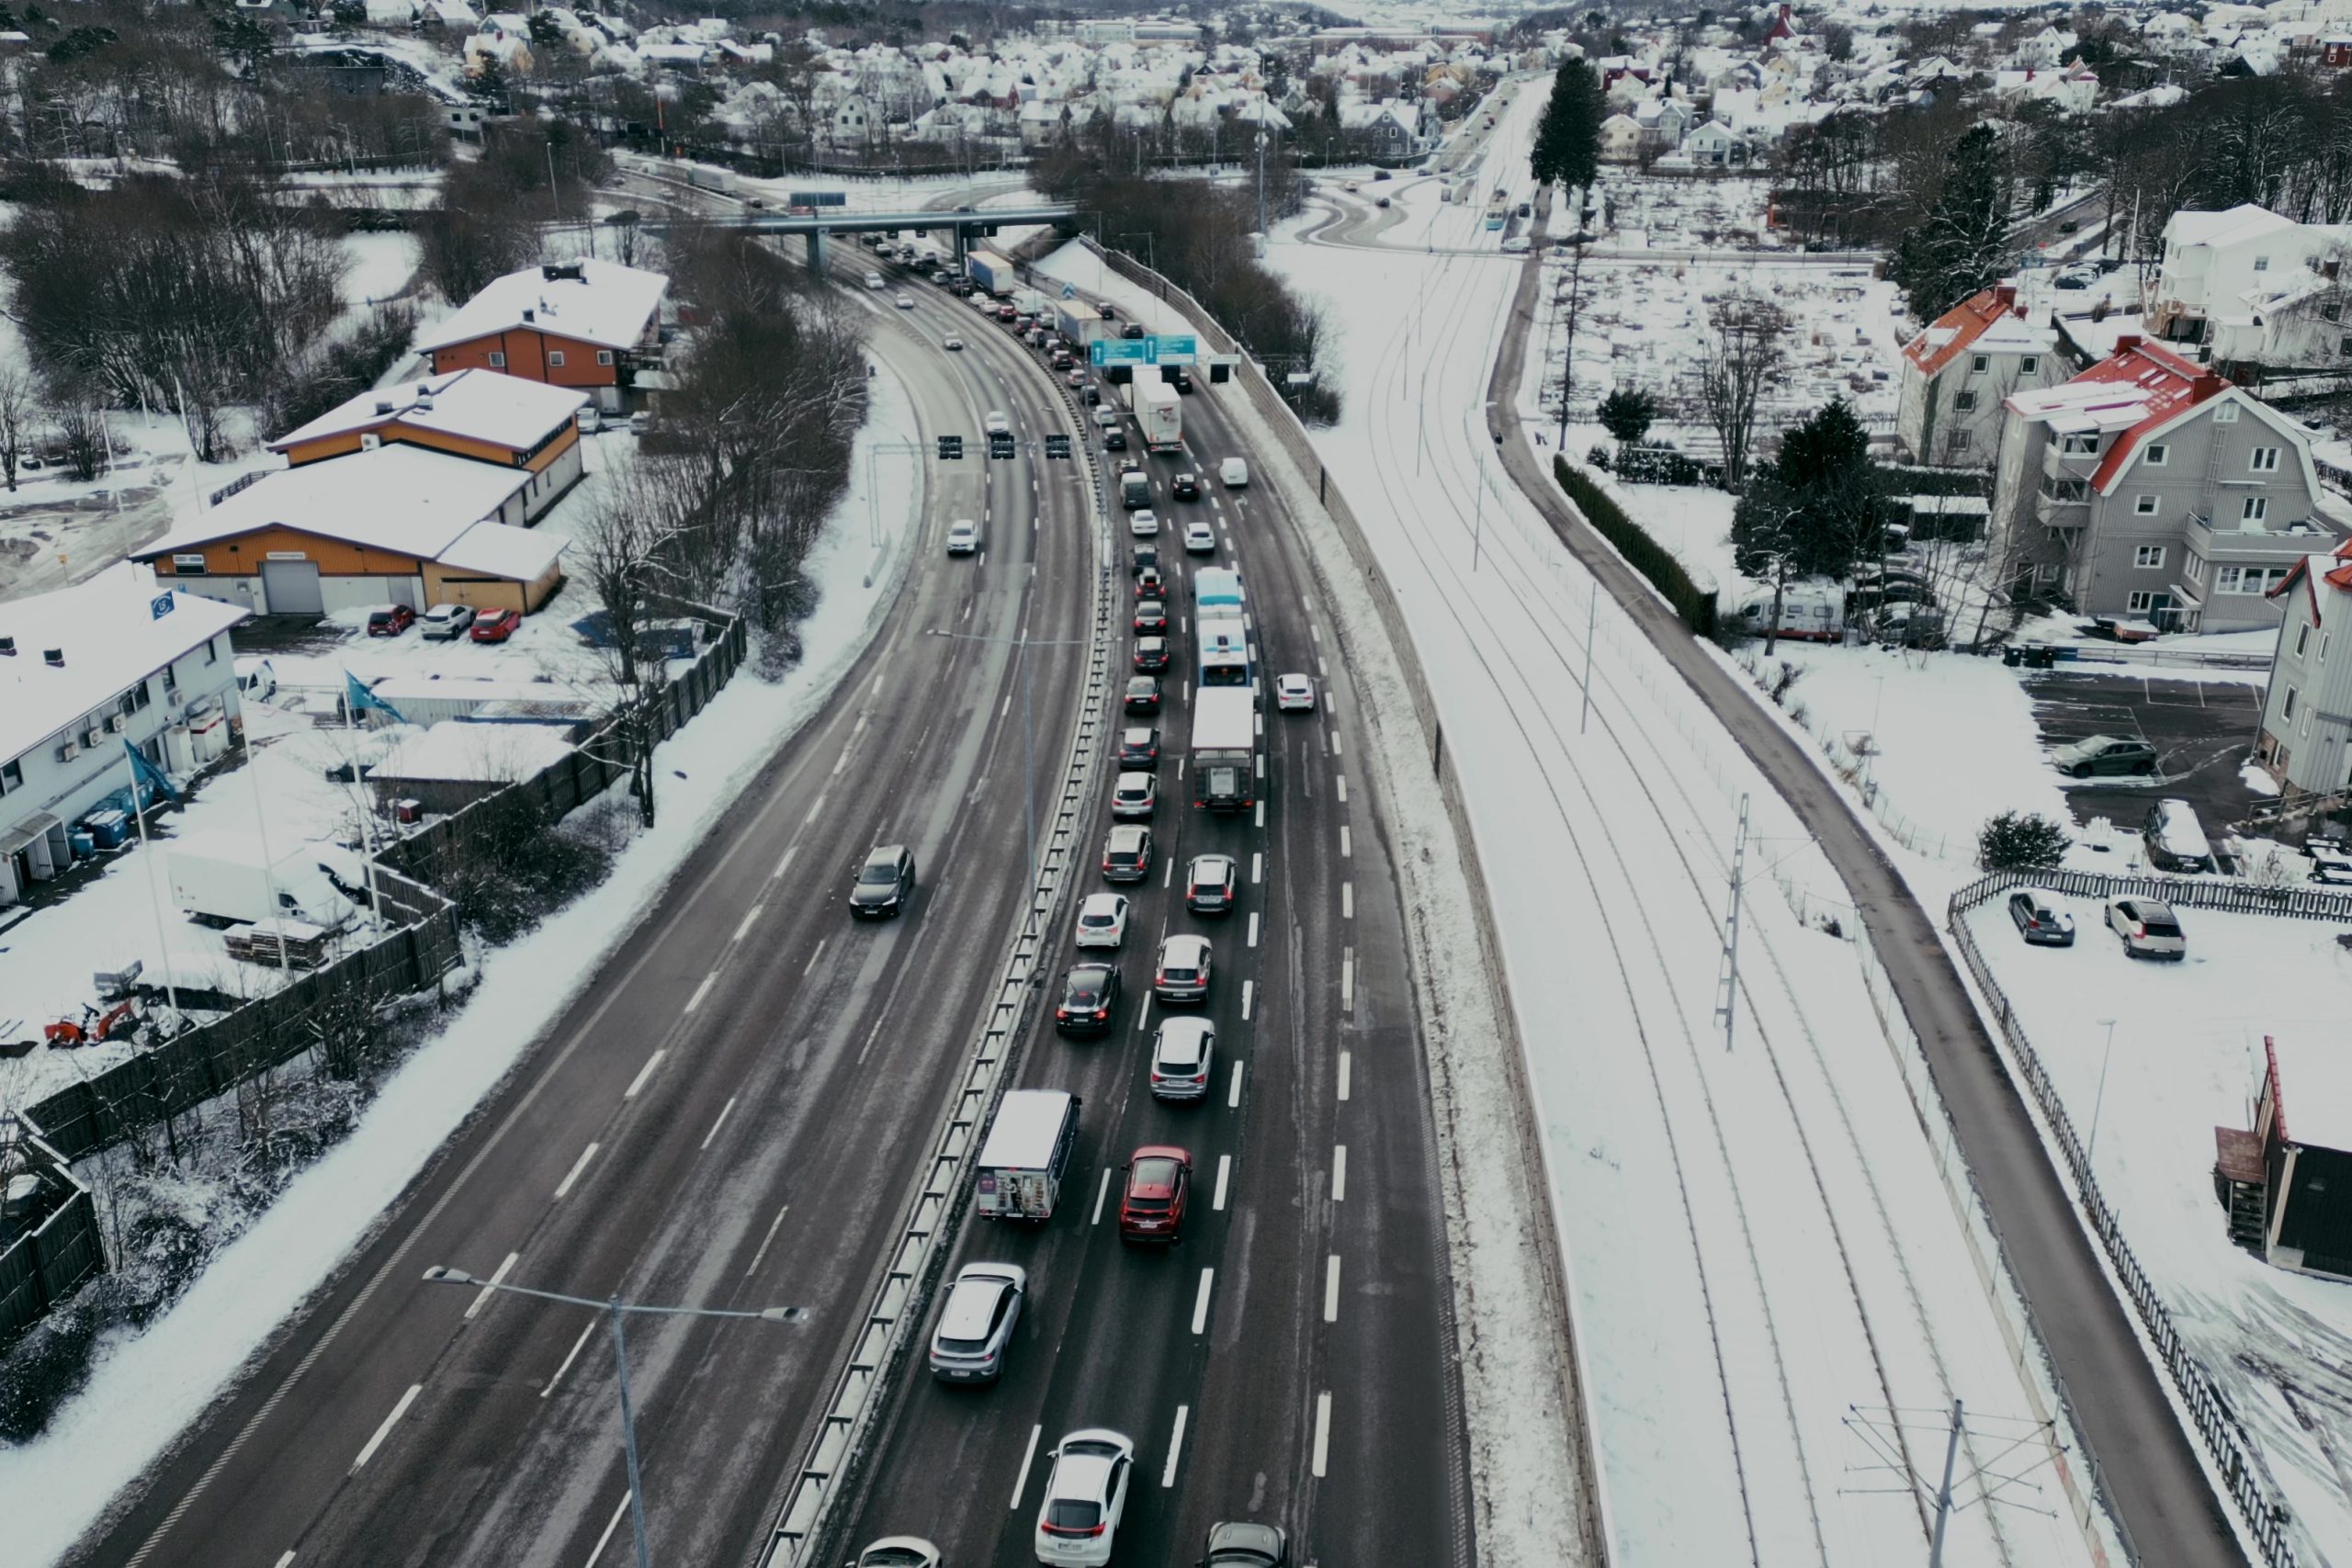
[371,721,577,784]
[435,520,565,581]
[0,563,249,759]
[2270,1032,2352,1151]
[2164,202,2301,252]
[143,446,534,558]
[417,259,668,355]
[1904,285,2055,376]
[269,368,587,456]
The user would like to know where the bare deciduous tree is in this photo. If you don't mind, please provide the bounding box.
[577,459,697,828]
[1697,292,1788,492]
[0,366,37,492]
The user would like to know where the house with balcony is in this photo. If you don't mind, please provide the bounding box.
[2148,203,2352,375]
[1896,283,2063,467]
[416,259,669,413]
[1988,336,2346,632]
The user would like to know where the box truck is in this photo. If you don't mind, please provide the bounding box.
[1190,687,1258,810]
[1053,299,1107,351]
[966,249,1018,299]
[168,830,357,931]
[1134,376,1182,452]
[974,1089,1082,1221]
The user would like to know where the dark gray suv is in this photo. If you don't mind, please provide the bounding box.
[849,844,916,919]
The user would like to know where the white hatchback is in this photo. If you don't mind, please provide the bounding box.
[1128,508,1159,537]
[1035,1429,1135,1567]
[1074,893,1130,950]
[1183,521,1216,555]
[1275,673,1317,712]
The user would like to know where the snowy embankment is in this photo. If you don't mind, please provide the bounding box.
[1238,77,2120,1568]
[0,358,926,1566]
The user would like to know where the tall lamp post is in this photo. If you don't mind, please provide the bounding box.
[421,1267,804,1568]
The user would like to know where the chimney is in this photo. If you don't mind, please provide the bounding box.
[374,400,394,415]
[1994,283,2018,310]
[2193,373,2227,400]
[43,648,64,668]
[0,636,15,656]
[522,308,536,323]
[2115,333,2143,354]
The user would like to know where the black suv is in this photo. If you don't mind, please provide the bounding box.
[1119,726,1160,768]
[1170,472,1201,501]
[1055,963,1123,1033]
[848,844,917,919]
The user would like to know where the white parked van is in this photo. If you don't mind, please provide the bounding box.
[1219,457,1249,489]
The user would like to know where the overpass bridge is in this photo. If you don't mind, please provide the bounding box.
[634,204,1080,271]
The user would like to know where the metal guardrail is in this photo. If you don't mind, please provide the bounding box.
[756,386,1114,1568]
[1949,867,2304,1568]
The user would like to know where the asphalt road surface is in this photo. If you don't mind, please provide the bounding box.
[2026,670,2265,843]
[70,228,1468,1568]
[1491,197,2250,1568]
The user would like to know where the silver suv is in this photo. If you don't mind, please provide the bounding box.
[928,1262,1025,1382]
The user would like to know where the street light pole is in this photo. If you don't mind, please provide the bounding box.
[421,1268,804,1568]
[2086,1018,2119,1173]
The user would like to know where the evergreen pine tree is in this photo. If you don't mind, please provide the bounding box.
[1532,61,1603,189]
[1888,125,2014,320]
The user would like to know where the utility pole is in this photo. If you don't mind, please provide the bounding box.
[1713,794,1749,1053]
[1580,579,1597,734]
[1928,1399,1964,1568]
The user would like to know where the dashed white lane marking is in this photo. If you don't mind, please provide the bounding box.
[1309,621,1322,642]
[1163,1404,1191,1487]
[1252,852,1263,883]
[553,1143,600,1200]
[465,1252,518,1320]
[1001,692,1012,718]
[542,1320,594,1400]
[770,844,797,881]
[1247,912,1261,949]
[350,1384,421,1474]
[1341,950,1355,1013]
[1255,801,1266,829]
[1227,1060,1246,1109]
[273,1553,295,1568]
[1092,1167,1114,1224]
[801,938,829,976]
[585,1491,632,1567]
[624,1049,666,1100]
[1214,1154,1232,1211]
[684,970,718,1015]
[1339,826,1351,858]
[1331,730,1343,756]
[1317,655,1328,677]
[804,791,830,825]
[745,1202,791,1279]
[1325,1255,1342,1323]
[1010,1425,1043,1509]
[1191,1269,1215,1335]
[1332,1145,1349,1203]
[731,903,765,943]
[1241,979,1254,1021]
[1163,855,1175,888]
[700,1097,737,1152]
[1136,993,1153,1033]
[1342,882,1354,919]
[1335,775,1348,804]
[1338,1051,1352,1101]
[1312,1392,1333,1477]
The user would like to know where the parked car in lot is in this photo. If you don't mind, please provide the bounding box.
[1102,824,1154,883]
[1124,674,1161,713]
[1118,726,1159,768]
[1150,1017,1216,1100]
[1203,1522,1289,1568]
[1074,893,1130,950]
[1275,673,1317,712]
[420,604,477,641]
[2106,896,2186,960]
[366,604,415,637]
[1056,962,1123,1033]
[2006,888,2075,946]
[2050,734,2156,778]
[848,844,917,919]
[1112,771,1158,818]
[1035,1430,1136,1565]
[1133,636,1170,672]
[927,1262,1024,1383]
[1118,1146,1191,1243]
[469,608,522,643]
[1185,853,1237,914]
[1154,933,1213,1002]
[2143,796,2217,874]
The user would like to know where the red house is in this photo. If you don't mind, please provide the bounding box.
[416,259,669,413]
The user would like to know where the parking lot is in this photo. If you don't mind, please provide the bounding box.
[2024,670,2264,849]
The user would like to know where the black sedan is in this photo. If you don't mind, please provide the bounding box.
[1133,600,1168,635]
[1055,963,1123,1033]
[1119,726,1160,767]
[1125,675,1162,714]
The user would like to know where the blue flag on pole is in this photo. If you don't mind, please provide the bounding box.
[345,671,406,726]
[121,738,177,805]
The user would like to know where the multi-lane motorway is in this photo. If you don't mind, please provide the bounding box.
[65,212,1471,1567]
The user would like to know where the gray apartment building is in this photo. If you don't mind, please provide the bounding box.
[2255,553,2352,795]
[1988,336,2347,632]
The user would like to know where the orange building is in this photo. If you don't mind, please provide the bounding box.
[415,259,669,412]
[267,368,588,523]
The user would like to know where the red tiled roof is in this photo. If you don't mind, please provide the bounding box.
[1902,287,2019,378]
[2064,339,2227,491]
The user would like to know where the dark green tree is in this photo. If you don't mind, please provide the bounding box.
[1531,60,1603,190]
[1597,386,1657,445]
[1978,811,2071,871]
[1888,123,2014,320]
[1732,399,1885,649]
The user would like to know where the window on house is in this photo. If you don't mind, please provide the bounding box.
[2135,545,2165,568]
[2219,566,2247,593]
[2134,495,2159,515]
[2342,334,2352,356]
[1970,354,1990,374]
[2127,590,2156,613]
[2186,552,2207,583]
[1948,429,1972,452]
[2298,623,2312,657]
[0,759,20,793]
[2019,355,2040,375]
[597,350,615,366]
[2244,496,2270,523]
[488,351,507,367]
[2143,443,2169,465]
[2325,634,2334,664]
[2251,446,2280,472]
[163,663,177,695]
[1953,390,1978,412]
[2321,299,2342,322]
[547,351,566,367]
[203,637,218,665]
[2213,402,2239,423]
[2062,433,2099,455]
[172,554,207,574]
[2254,255,2271,272]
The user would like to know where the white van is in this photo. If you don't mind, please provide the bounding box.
[1220,457,1249,489]
[974,1089,1081,1222]
[2143,797,2217,874]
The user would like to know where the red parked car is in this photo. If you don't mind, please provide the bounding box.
[1118,1146,1192,1244]
[365,604,415,637]
[469,608,523,643]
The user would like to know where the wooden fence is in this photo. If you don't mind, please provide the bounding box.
[0,1128,106,1353]
[1949,870,2305,1568]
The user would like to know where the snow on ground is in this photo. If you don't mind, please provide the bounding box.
[1231,74,2120,1568]
[0,356,927,1566]
[340,231,421,307]
[1962,896,2352,1566]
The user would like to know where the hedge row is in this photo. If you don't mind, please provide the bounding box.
[1552,455,1719,639]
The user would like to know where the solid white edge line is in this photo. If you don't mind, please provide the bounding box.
[543,1319,595,1400]
[1162,1404,1191,1487]
[731,903,764,943]
[1325,1255,1341,1323]
[1339,1051,1352,1102]
[1214,1153,1232,1211]
[466,1251,519,1320]
[684,971,718,1015]
[1332,1145,1349,1203]
[553,1142,600,1200]
[350,1383,422,1474]
[1227,1060,1245,1109]
[1191,1269,1214,1335]
[1092,1166,1114,1224]
[1313,1391,1333,1478]
[700,1096,738,1152]
[585,1490,632,1568]
[623,1049,665,1100]
[1011,1424,1044,1510]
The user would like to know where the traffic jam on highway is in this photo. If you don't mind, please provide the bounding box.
[839,235,1345,1568]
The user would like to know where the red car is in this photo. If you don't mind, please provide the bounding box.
[1118,1146,1192,1244]
[366,604,415,637]
[469,608,523,643]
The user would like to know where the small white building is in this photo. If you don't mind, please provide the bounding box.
[0,565,249,904]
[1683,118,1740,166]
[2152,203,2352,361]
[1597,112,1645,163]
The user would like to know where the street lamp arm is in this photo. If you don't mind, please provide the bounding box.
[422,1267,804,1323]
[923,628,1091,647]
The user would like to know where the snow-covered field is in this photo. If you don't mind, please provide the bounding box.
[1963,893,2352,1566]
[1241,76,2120,1568]
[0,357,926,1565]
